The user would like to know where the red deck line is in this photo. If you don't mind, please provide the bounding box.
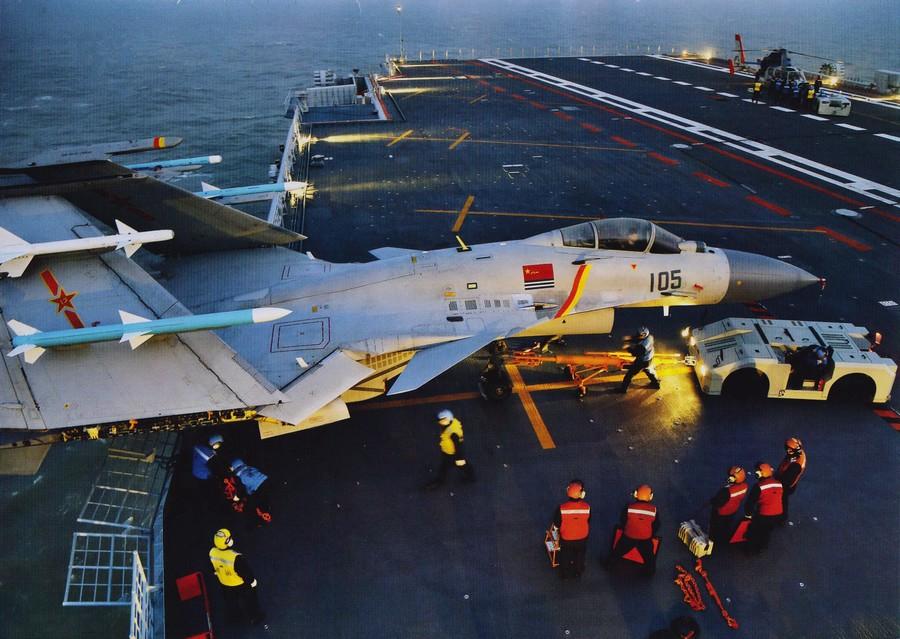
[511,93,527,101]
[872,208,900,223]
[493,86,506,93]
[580,122,602,133]
[469,61,894,220]
[874,408,899,419]
[610,135,637,148]
[529,101,548,110]
[647,152,679,166]
[694,172,730,188]
[815,226,872,252]
[553,111,574,122]
[746,195,791,217]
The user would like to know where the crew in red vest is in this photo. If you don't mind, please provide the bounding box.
[550,480,591,579]
[744,462,783,553]
[607,484,659,574]
[775,437,807,523]
[708,466,748,543]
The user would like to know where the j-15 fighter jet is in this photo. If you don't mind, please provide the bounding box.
[0,159,818,442]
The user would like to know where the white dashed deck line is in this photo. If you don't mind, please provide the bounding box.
[481,57,900,206]
[875,133,900,143]
[717,92,739,98]
[801,114,829,121]
[835,123,866,131]
[620,68,635,72]
[636,72,653,76]
[605,64,619,68]
[770,106,795,112]
[694,86,714,92]
[673,81,691,86]
[654,76,671,81]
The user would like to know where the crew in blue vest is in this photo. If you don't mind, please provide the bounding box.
[230,459,273,528]
[618,327,661,392]
[192,434,227,510]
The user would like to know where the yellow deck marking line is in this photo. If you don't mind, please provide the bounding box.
[506,364,556,449]
[417,209,830,233]
[399,90,426,101]
[452,195,476,232]
[469,94,488,104]
[364,134,638,152]
[449,131,471,150]
[386,129,414,147]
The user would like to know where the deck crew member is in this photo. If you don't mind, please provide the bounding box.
[230,459,273,528]
[752,80,762,103]
[708,466,748,543]
[607,484,659,575]
[743,463,783,553]
[425,409,474,488]
[209,528,265,626]
[618,327,660,392]
[550,480,591,579]
[192,434,226,509]
[805,84,816,110]
[775,437,806,523]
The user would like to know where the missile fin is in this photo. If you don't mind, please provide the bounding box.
[7,344,46,364]
[114,219,139,235]
[200,181,220,191]
[119,310,150,324]
[0,254,34,278]
[7,319,41,336]
[121,332,153,349]
[122,242,142,258]
[0,226,26,248]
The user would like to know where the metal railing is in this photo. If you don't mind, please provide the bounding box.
[129,551,154,639]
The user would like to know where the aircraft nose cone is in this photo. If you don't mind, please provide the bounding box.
[721,249,819,302]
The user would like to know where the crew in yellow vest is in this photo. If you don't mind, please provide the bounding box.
[209,528,265,626]
[425,409,475,489]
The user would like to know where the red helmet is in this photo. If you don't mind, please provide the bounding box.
[728,466,746,484]
[785,437,803,454]
[755,462,774,478]
[566,480,585,500]
[633,484,654,502]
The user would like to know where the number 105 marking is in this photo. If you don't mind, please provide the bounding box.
[650,269,682,292]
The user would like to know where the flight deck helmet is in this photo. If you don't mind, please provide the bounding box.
[728,466,746,484]
[208,434,224,450]
[785,437,803,455]
[230,459,246,473]
[633,484,654,502]
[437,409,454,426]
[638,327,650,339]
[566,480,586,500]
[213,528,233,550]
[755,462,774,479]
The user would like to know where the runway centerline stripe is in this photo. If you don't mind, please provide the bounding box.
[387,129,414,147]
[449,131,470,150]
[746,195,791,217]
[476,59,900,210]
[452,195,475,232]
[506,364,556,449]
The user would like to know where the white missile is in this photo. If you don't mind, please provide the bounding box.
[0,220,174,278]
[195,181,307,205]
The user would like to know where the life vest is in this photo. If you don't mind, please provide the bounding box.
[624,501,657,540]
[754,82,762,92]
[235,465,268,495]
[777,452,806,490]
[756,478,784,516]
[209,548,244,587]
[191,444,215,480]
[717,482,748,516]
[559,500,591,540]
[439,419,464,455]
[807,88,815,99]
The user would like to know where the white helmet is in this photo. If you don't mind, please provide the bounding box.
[437,409,454,425]
[638,326,650,338]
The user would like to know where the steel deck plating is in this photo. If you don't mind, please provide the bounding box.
[160,55,899,638]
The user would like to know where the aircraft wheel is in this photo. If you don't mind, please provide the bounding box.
[479,369,513,401]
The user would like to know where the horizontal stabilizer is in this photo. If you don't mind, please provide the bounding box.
[259,350,373,426]
[369,247,420,260]
[387,329,503,396]
[258,398,351,439]
[0,254,34,278]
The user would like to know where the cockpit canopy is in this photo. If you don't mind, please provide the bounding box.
[529,218,687,254]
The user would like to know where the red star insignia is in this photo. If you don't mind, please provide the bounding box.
[50,288,77,312]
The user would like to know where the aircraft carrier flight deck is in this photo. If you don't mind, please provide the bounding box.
[161,54,899,638]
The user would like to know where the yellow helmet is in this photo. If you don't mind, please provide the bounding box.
[213,528,233,550]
